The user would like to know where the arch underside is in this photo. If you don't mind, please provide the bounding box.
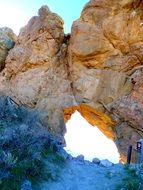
[64,104,115,140]
[64,104,139,163]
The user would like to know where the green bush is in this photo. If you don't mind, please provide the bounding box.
[116,165,141,190]
[0,96,65,190]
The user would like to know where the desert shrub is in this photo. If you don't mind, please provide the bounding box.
[116,165,141,190]
[0,96,65,190]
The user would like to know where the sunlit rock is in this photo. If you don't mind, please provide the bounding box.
[0,1,143,162]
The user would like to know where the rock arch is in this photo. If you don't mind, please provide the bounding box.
[0,1,143,162]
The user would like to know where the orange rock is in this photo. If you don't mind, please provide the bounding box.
[0,1,143,162]
[64,104,116,139]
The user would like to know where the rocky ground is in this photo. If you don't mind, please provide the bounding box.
[0,95,142,190]
[36,155,143,190]
[38,158,125,190]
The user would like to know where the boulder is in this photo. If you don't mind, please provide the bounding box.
[75,155,84,161]
[92,158,100,165]
[0,27,16,71]
[100,159,113,167]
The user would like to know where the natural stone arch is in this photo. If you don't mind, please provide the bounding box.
[63,103,140,163]
[63,104,126,162]
[64,104,115,139]
[0,1,142,164]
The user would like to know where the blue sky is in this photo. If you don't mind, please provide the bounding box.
[0,0,88,34]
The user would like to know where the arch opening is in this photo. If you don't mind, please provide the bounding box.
[63,105,121,164]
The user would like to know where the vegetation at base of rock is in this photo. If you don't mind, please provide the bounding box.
[0,96,65,190]
[116,165,142,190]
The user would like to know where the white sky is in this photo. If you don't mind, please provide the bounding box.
[0,2,31,34]
[64,111,120,164]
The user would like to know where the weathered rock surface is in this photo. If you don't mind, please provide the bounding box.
[0,6,75,138]
[69,0,143,107]
[112,70,143,160]
[68,0,143,161]
[0,1,143,161]
[0,27,16,71]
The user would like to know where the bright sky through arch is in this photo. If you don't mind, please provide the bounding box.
[64,111,120,164]
[0,0,89,35]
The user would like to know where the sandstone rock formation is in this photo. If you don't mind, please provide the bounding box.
[0,1,143,162]
[0,27,16,71]
[68,0,143,161]
[0,6,76,138]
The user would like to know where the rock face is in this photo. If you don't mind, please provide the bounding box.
[0,27,16,71]
[68,0,143,161]
[0,6,75,138]
[69,0,143,108]
[0,1,143,161]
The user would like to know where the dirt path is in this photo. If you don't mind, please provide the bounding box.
[38,159,125,190]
